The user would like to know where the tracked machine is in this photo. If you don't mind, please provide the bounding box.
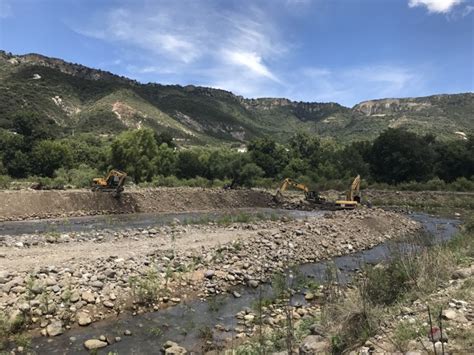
[273,178,325,204]
[335,175,361,209]
[91,170,127,198]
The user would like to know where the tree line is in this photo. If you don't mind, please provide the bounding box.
[0,112,473,190]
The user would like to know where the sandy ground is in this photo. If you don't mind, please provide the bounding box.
[0,226,272,273]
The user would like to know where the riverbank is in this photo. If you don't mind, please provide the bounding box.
[229,219,473,354]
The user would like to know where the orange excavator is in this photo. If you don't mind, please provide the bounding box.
[91,170,127,197]
[274,178,325,204]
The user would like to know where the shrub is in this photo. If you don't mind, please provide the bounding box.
[0,175,11,189]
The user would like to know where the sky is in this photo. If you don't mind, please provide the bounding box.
[0,0,473,106]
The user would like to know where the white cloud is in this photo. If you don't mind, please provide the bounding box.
[408,0,464,13]
[222,50,280,82]
[0,0,12,19]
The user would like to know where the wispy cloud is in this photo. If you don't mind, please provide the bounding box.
[408,0,464,13]
[284,65,425,106]
[0,0,12,19]
[70,1,433,105]
[72,0,284,94]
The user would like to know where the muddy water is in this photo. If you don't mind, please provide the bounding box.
[0,208,321,236]
[29,213,460,354]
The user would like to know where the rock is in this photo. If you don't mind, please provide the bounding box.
[451,267,472,279]
[81,291,95,303]
[204,270,215,279]
[84,339,108,350]
[18,302,30,312]
[429,326,448,342]
[304,292,315,301]
[46,320,64,336]
[165,345,187,354]
[163,341,179,349]
[244,314,255,322]
[90,280,104,289]
[70,292,80,303]
[103,300,114,308]
[124,329,132,336]
[248,280,259,288]
[299,335,327,354]
[232,291,241,298]
[77,312,92,326]
[442,309,468,323]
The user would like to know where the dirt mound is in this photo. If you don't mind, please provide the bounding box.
[0,188,273,221]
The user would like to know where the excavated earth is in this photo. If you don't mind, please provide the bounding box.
[0,204,420,341]
[0,188,272,221]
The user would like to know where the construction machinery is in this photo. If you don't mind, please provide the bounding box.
[335,175,361,209]
[91,170,127,197]
[274,178,325,204]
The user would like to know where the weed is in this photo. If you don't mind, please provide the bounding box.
[148,326,163,337]
[391,319,425,352]
[129,268,164,305]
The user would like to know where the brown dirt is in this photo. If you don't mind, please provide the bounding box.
[0,188,273,221]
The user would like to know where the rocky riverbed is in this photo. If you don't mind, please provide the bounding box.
[0,208,419,350]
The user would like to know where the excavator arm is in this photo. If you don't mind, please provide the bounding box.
[274,178,324,203]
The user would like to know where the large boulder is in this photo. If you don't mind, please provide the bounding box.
[84,339,108,350]
[46,320,64,336]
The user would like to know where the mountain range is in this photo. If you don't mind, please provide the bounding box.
[0,50,472,145]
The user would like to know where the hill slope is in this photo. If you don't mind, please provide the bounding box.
[0,51,472,143]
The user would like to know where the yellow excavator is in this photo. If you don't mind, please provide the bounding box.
[335,175,361,209]
[274,178,325,204]
[91,170,127,197]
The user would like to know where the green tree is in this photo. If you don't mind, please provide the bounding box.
[368,128,435,183]
[235,163,264,187]
[155,143,177,176]
[175,149,207,179]
[435,137,474,182]
[248,137,289,178]
[0,129,30,177]
[31,140,73,177]
[12,112,59,144]
[111,128,159,183]
[289,132,321,166]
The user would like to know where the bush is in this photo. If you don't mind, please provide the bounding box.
[54,165,99,188]
[0,175,11,189]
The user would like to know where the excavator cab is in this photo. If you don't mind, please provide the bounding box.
[92,170,127,197]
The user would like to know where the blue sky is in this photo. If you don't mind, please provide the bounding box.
[0,0,473,106]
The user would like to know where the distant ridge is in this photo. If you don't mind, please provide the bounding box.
[0,50,472,144]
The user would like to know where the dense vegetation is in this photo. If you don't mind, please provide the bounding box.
[0,111,472,191]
